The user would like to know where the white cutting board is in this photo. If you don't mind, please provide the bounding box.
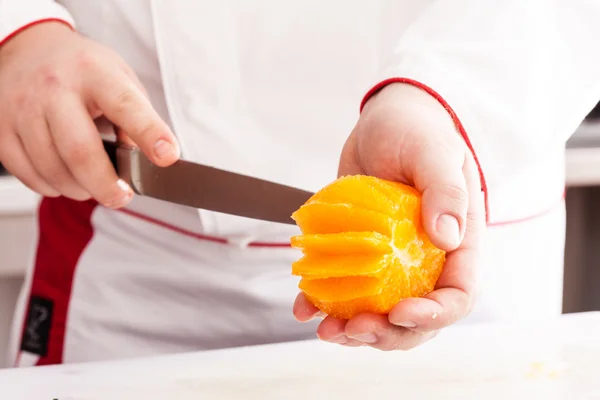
[2,312,600,399]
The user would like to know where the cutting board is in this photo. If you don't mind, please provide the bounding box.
[2,312,600,399]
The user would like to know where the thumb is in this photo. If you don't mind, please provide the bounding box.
[413,144,469,252]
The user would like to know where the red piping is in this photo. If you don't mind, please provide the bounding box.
[0,18,74,48]
[360,77,490,224]
[116,208,292,248]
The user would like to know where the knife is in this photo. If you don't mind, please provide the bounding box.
[98,124,313,225]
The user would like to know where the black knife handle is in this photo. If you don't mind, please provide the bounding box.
[102,139,120,172]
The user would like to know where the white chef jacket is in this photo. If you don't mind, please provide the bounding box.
[0,0,598,366]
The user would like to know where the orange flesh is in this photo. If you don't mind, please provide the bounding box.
[290,175,446,320]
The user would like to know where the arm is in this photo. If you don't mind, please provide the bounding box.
[361,0,600,224]
[0,0,75,43]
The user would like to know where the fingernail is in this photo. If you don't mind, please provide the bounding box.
[154,139,176,159]
[104,180,133,209]
[326,335,348,344]
[307,311,327,321]
[117,179,132,193]
[394,321,417,328]
[436,214,460,247]
[350,333,378,344]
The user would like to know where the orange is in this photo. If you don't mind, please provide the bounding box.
[290,175,446,320]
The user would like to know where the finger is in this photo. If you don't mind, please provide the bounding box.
[316,316,348,344]
[0,131,59,197]
[412,139,469,252]
[85,68,180,167]
[17,114,90,201]
[119,64,149,98]
[47,95,134,208]
[389,154,484,331]
[115,127,137,147]
[293,293,325,322]
[345,313,439,351]
[387,289,469,332]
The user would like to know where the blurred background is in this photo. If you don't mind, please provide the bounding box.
[1,104,600,368]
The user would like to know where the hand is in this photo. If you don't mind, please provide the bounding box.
[0,22,180,208]
[294,83,485,350]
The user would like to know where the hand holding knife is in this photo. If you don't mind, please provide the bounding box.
[99,119,313,225]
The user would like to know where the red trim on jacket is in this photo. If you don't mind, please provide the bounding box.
[359,77,490,224]
[117,208,292,248]
[0,18,74,48]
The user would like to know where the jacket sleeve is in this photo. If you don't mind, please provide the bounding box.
[0,0,75,44]
[361,0,600,224]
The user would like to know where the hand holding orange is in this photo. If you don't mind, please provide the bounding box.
[292,82,485,351]
[291,175,446,320]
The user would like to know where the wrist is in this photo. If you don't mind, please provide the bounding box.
[0,20,74,57]
[363,81,458,134]
[3,20,74,47]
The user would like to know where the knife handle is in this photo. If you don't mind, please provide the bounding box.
[102,139,120,172]
[96,116,120,172]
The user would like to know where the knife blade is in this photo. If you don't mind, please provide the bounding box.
[102,139,314,225]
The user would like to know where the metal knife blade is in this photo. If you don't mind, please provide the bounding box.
[102,139,314,225]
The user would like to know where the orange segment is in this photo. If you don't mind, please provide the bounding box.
[305,175,399,218]
[302,251,444,320]
[290,232,392,255]
[289,174,447,320]
[305,293,395,320]
[369,178,421,222]
[292,253,391,279]
[299,276,383,302]
[291,202,395,236]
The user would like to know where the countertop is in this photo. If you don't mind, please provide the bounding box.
[0,312,599,399]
